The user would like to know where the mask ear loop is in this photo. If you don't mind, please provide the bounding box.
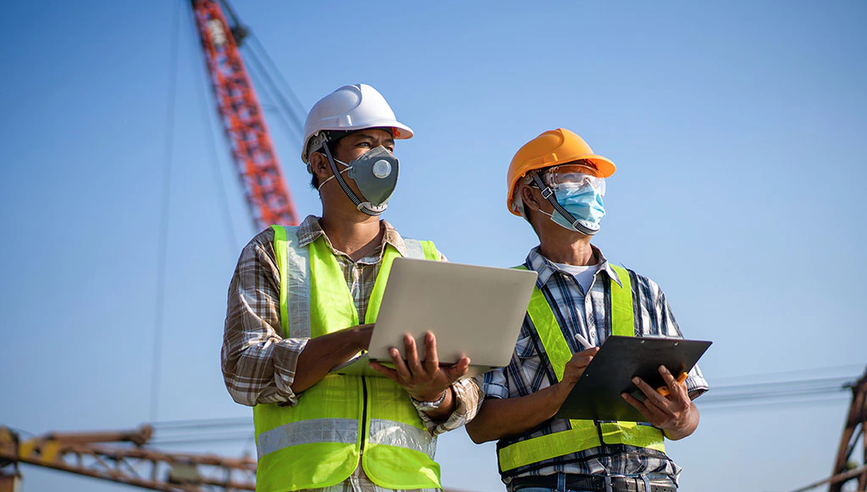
[316,164,350,191]
[531,172,597,236]
[322,143,382,216]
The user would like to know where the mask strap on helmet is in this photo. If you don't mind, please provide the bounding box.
[306,132,330,173]
[322,143,381,216]
[531,172,596,235]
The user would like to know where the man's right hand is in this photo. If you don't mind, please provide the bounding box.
[291,323,376,394]
[466,346,599,444]
[555,347,599,402]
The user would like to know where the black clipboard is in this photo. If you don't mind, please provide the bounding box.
[555,336,712,422]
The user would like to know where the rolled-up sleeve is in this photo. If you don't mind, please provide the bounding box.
[414,378,484,436]
[221,229,308,407]
[482,367,510,400]
[655,285,709,400]
[685,364,709,400]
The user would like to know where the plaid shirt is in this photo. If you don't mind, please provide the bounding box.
[483,246,709,489]
[222,215,482,492]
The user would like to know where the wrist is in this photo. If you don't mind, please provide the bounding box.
[411,389,448,411]
[663,404,698,440]
[352,325,372,353]
[354,328,365,352]
[552,380,573,405]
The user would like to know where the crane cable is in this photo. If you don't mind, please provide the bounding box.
[144,367,863,446]
[243,42,304,141]
[244,33,307,136]
[150,0,183,423]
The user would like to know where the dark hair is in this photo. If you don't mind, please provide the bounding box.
[309,144,328,189]
[309,139,343,190]
[307,142,337,191]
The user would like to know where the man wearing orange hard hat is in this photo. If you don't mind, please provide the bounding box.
[467,128,709,492]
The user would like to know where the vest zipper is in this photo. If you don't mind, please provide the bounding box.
[360,376,368,454]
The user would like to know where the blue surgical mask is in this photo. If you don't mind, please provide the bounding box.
[540,182,606,235]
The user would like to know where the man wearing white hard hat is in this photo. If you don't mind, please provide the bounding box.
[222,84,481,491]
[466,129,708,492]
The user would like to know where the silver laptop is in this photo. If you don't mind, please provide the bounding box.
[331,258,538,378]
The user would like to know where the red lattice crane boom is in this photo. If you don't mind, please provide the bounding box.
[190,0,299,228]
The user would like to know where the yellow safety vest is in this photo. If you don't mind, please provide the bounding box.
[254,225,442,491]
[497,264,664,475]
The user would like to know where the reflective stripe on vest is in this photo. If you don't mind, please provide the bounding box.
[255,225,441,491]
[497,264,664,474]
[256,418,435,459]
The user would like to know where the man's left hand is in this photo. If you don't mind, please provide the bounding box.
[370,332,469,402]
[621,365,699,440]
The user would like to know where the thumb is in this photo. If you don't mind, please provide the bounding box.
[444,357,471,382]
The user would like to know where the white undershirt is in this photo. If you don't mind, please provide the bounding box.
[553,261,600,295]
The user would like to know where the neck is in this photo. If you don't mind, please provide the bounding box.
[319,205,383,259]
[537,224,596,266]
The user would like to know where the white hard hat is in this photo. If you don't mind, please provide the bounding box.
[301,84,414,163]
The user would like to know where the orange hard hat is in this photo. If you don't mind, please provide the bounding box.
[506,128,616,215]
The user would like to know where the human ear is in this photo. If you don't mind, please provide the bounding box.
[520,185,542,212]
[309,152,331,180]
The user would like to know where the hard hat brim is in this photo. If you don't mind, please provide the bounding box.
[583,155,616,178]
[315,119,413,140]
[300,121,413,163]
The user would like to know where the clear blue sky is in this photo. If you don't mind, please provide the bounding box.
[1,1,865,491]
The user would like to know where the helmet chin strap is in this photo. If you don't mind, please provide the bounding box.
[322,143,385,216]
[531,173,597,236]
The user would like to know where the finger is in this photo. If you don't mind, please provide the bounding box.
[570,347,599,358]
[444,357,470,382]
[658,365,677,388]
[575,353,595,368]
[369,361,400,382]
[403,335,424,376]
[389,347,412,382]
[622,392,668,428]
[621,392,650,415]
[655,366,677,398]
[671,377,689,401]
[571,347,599,365]
[423,332,439,374]
[658,366,688,402]
[632,377,670,409]
[623,389,670,425]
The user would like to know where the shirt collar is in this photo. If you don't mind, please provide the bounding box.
[525,244,623,288]
[296,215,408,258]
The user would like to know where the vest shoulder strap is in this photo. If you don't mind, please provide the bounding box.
[402,238,439,260]
[608,264,635,337]
[270,225,311,338]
